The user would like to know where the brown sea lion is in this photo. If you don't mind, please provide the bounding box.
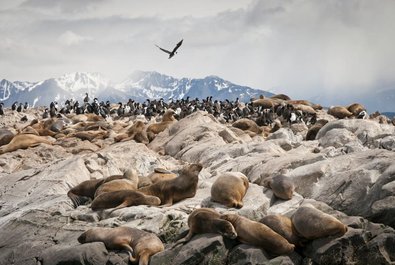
[293,104,316,115]
[271,94,291,101]
[211,172,249,208]
[91,190,161,210]
[161,109,177,122]
[252,98,274,109]
[139,163,203,206]
[291,203,348,240]
[67,170,134,207]
[173,208,237,247]
[138,176,153,188]
[94,169,139,197]
[0,133,54,155]
[260,214,300,246]
[129,120,150,144]
[346,103,366,116]
[20,126,40,135]
[220,213,295,255]
[306,119,329,141]
[114,120,149,144]
[0,129,15,147]
[286,100,322,110]
[232,118,262,134]
[147,168,177,183]
[69,130,109,141]
[78,226,164,265]
[327,106,353,119]
[146,119,176,141]
[263,175,295,200]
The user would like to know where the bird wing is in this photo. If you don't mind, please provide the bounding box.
[171,39,183,53]
[155,44,172,55]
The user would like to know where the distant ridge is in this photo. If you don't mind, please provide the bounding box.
[0,71,272,107]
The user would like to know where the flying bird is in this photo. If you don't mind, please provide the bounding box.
[155,39,183,59]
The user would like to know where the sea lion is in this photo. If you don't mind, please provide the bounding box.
[67,170,135,207]
[259,214,300,246]
[147,168,177,183]
[78,226,164,265]
[271,94,291,101]
[94,169,139,197]
[252,98,275,109]
[0,129,15,147]
[173,208,237,247]
[20,126,40,135]
[114,120,149,144]
[129,120,149,144]
[293,104,316,115]
[161,109,177,122]
[210,172,249,208]
[291,203,348,240]
[139,163,203,206]
[91,190,161,210]
[69,130,109,141]
[306,119,329,141]
[327,106,353,119]
[220,213,295,255]
[263,175,295,200]
[346,103,366,116]
[146,119,176,141]
[232,118,262,134]
[0,133,54,155]
[138,176,153,188]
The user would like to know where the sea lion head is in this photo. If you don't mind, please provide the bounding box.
[77,230,90,243]
[123,168,138,180]
[218,220,237,239]
[188,163,203,174]
[145,195,161,206]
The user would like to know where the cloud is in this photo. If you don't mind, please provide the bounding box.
[21,0,105,14]
[58,30,91,46]
[1,0,395,104]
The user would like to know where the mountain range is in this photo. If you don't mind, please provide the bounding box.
[0,71,394,112]
[0,71,273,108]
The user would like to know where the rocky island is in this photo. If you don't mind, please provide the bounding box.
[0,97,395,265]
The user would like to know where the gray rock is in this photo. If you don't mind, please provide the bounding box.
[150,234,236,265]
[303,227,395,265]
[227,244,270,265]
[40,242,109,265]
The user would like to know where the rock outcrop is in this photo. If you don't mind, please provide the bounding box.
[1,110,395,265]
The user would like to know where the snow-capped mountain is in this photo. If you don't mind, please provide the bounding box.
[0,72,120,107]
[0,71,272,107]
[116,70,272,102]
[55,72,110,93]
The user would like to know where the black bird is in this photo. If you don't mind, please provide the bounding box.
[0,102,4,115]
[17,103,23,112]
[12,101,17,111]
[155,39,183,59]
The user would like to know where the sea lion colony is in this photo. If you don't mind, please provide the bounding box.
[1,95,393,156]
[0,95,392,263]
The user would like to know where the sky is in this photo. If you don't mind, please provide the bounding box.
[1,0,395,101]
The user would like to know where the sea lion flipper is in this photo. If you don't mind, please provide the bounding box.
[67,191,81,208]
[118,243,136,263]
[269,196,277,207]
[112,201,129,211]
[153,168,171,174]
[172,230,193,249]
